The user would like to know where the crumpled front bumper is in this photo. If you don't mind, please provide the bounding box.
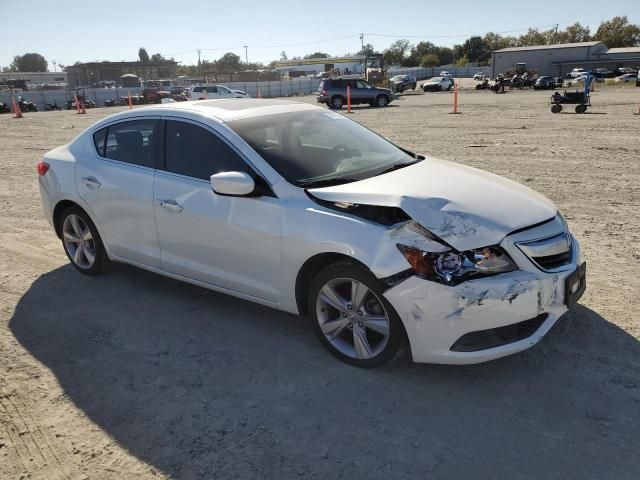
[384,234,581,364]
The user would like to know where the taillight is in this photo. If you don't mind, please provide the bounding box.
[37,160,50,176]
[321,89,327,96]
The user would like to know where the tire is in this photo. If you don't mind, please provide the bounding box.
[308,262,404,368]
[330,96,344,109]
[575,104,587,114]
[438,85,443,92]
[59,206,106,275]
[551,104,562,113]
[412,84,416,90]
[375,95,389,107]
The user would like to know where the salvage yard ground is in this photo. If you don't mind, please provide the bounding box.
[0,87,639,479]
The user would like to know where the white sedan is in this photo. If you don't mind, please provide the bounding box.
[422,76,454,92]
[614,73,637,82]
[38,99,585,367]
[189,84,250,99]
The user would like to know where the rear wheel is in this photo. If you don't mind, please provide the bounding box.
[551,104,562,113]
[309,262,403,367]
[330,96,344,109]
[575,104,587,114]
[59,206,106,275]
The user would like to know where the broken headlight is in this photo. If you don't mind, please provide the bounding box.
[396,244,517,285]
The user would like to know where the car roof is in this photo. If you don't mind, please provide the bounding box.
[92,99,322,125]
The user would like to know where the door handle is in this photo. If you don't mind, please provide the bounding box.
[159,199,184,213]
[81,176,101,189]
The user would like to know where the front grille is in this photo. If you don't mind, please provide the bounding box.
[516,232,573,272]
[450,314,548,352]
[532,248,573,270]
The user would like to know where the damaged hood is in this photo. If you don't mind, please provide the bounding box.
[308,157,557,251]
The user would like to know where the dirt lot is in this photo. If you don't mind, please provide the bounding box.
[1,86,639,480]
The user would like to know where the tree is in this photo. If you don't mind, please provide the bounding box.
[420,54,440,67]
[150,53,165,62]
[593,16,640,48]
[434,46,454,65]
[357,44,376,56]
[556,22,591,43]
[455,55,469,67]
[10,53,48,72]
[216,52,241,73]
[138,47,150,62]
[516,28,555,46]
[483,32,516,52]
[462,36,491,63]
[304,52,329,59]
[280,51,288,61]
[383,39,412,66]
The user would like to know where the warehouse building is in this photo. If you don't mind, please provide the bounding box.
[65,60,178,87]
[0,71,68,85]
[491,41,640,77]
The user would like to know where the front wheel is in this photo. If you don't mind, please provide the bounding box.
[375,95,389,107]
[309,262,404,367]
[551,104,562,113]
[60,206,106,275]
[575,104,587,114]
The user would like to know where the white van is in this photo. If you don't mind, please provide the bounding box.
[189,84,250,100]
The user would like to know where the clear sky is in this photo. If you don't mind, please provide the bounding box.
[0,0,637,70]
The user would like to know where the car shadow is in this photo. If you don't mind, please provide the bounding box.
[9,264,640,479]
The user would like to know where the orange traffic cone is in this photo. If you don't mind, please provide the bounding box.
[81,101,87,114]
[11,97,23,118]
[128,91,133,109]
[74,95,81,113]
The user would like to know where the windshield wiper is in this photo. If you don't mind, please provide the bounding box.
[300,177,360,189]
[375,159,422,177]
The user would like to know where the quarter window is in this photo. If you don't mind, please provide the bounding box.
[93,128,107,156]
[103,120,159,168]
[164,121,249,180]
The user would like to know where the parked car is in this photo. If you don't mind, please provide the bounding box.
[533,76,555,90]
[615,73,637,83]
[390,75,417,93]
[472,72,486,81]
[637,71,640,87]
[421,76,454,92]
[189,84,250,99]
[568,68,587,79]
[38,99,585,367]
[439,71,452,78]
[317,78,394,109]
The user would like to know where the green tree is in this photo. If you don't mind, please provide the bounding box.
[357,44,376,56]
[150,53,165,62]
[304,52,329,59]
[483,32,516,52]
[462,36,491,63]
[455,55,469,67]
[138,47,150,62]
[516,28,555,46]
[10,53,48,72]
[384,39,412,66]
[280,51,288,61]
[420,54,440,67]
[556,22,591,43]
[434,46,454,65]
[593,16,640,48]
[216,52,241,73]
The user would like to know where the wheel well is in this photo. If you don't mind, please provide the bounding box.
[295,253,369,315]
[52,200,81,238]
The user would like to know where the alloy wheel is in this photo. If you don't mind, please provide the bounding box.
[62,214,96,269]
[315,278,391,360]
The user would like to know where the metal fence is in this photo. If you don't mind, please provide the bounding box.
[388,66,486,80]
[0,77,324,111]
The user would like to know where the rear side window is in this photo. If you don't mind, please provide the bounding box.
[103,120,159,168]
[164,121,250,180]
[206,86,218,93]
[93,128,107,156]
[192,86,203,93]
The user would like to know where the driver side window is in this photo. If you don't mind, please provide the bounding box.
[164,121,250,180]
[356,80,370,89]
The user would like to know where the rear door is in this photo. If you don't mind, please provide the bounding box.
[77,118,162,267]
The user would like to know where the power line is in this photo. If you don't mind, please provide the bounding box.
[364,24,559,39]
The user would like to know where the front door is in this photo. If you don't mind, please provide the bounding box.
[76,118,161,267]
[154,119,282,302]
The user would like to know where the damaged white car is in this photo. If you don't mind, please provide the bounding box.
[38,99,586,368]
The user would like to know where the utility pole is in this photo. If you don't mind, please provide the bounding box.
[359,33,364,53]
[555,23,559,43]
[197,49,202,79]
[52,60,57,72]
[243,45,248,64]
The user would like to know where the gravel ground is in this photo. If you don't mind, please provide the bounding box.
[1,86,639,480]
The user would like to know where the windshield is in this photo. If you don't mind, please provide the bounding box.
[228,110,416,187]
[430,77,444,82]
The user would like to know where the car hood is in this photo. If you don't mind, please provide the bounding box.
[308,157,557,251]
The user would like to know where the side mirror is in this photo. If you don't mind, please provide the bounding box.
[210,171,255,196]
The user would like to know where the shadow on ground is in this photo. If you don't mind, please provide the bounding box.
[10,264,640,479]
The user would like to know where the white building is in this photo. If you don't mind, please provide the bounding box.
[0,71,68,85]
